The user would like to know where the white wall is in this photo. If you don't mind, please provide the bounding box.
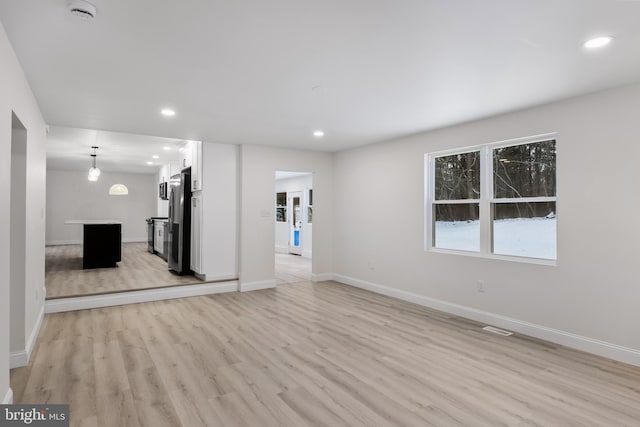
[275,174,313,257]
[0,20,47,403]
[156,165,169,217]
[239,145,332,289]
[332,83,640,364]
[46,170,156,244]
[199,142,239,281]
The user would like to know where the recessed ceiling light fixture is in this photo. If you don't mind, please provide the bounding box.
[68,0,97,20]
[146,161,153,165]
[584,36,613,49]
[152,155,159,159]
[161,108,176,117]
[163,146,171,151]
[313,130,325,138]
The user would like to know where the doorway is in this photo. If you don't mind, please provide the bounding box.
[10,112,27,359]
[274,171,312,285]
[288,191,302,255]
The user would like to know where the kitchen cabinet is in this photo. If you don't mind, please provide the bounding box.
[191,140,202,191]
[190,194,202,274]
[178,141,202,192]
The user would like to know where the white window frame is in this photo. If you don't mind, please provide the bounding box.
[424,133,557,265]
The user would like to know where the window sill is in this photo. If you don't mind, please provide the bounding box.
[427,247,557,266]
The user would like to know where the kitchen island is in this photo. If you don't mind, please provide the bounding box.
[64,220,122,269]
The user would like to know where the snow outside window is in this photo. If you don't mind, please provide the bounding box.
[426,135,557,262]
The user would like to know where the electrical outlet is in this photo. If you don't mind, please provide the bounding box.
[477,280,485,292]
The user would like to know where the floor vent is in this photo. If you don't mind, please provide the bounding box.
[482,326,513,336]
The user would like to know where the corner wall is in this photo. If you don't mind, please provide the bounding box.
[239,145,332,290]
[0,20,47,401]
[332,83,640,364]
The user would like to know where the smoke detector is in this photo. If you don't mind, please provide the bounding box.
[68,0,97,20]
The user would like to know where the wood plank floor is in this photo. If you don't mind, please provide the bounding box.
[12,281,640,426]
[45,243,204,299]
[275,253,311,285]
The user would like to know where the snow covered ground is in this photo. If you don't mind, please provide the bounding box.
[435,217,556,260]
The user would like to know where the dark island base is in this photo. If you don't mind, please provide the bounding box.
[83,224,122,269]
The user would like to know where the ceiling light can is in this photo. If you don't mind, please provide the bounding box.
[584,36,613,49]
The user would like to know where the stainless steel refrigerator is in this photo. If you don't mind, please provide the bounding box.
[168,167,192,275]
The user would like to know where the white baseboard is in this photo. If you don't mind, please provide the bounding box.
[275,246,288,254]
[123,237,147,243]
[46,237,146,246]
[9,350,27,370]
[311,273,334,282]
[46,240,81,245]
[302,250,312,259]
[10,304,45,369]
[45,281,238,313]
[2,388,13,404]
[199,273,238,282]
[239,279,277,292]
[332,273,640,367]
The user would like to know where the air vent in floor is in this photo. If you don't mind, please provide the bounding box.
[482,325,513,336]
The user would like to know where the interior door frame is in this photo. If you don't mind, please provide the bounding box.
[288,191,303,255]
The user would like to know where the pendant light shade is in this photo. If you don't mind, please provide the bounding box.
[109,184,129,195]
[88,146,101,181]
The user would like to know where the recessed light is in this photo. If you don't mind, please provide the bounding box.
[313,130,325,138]
[152,155,159,159]
[161,108,176,117]
[584,36,613,49]
[146,161,153,165]
[163,146,171,150]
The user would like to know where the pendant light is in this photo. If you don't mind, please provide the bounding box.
[88,146,101,181]
[109,184,129,195]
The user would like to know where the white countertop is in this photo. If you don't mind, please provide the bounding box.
[64,220,123,225]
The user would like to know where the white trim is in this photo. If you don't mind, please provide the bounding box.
[302,250,312,259]
[46,239,81,245]
[2,388,13,404]
[9,350,27,369]
[332,274,640,367]
[46,237,146,246]
[45,281,237,313]
[311,273,334,282]
[275,245,289,254]
[197,273,238,282]
[10,304,45,368]
[239,280,276,292]
[123,237,147,243]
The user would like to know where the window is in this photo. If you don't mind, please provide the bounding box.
[307,189,313,223]
[426,135,557,262]
[276,192,287,222]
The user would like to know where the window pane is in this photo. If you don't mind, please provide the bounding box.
[493,139,556,198]
[493,202,556,259]
[434,203,479,251]
[434,151,480,200]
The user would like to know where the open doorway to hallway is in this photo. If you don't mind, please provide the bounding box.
[275,171,312,285]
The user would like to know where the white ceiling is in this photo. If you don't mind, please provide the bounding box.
[47,126,185,174]
[1,1,640,152]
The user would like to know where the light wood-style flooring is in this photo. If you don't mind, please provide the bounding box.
[12,280,640,426]
[275,252,311,285]
[45,243,204,299]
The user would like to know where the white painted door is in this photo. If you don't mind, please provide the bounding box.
[288,191,302,255]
